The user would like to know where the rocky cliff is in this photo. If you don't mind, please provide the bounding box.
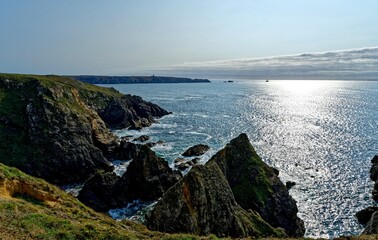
[146,134,304,238]
[78,146,182,212]
[209,133,305,237]
[0,163,205,239]
[146,162,286,238]
[0,74,169,184]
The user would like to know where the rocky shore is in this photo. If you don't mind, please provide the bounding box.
[1,73,377,239]
[0,74,169,184]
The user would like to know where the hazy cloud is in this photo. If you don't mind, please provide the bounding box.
[158,47,378,80]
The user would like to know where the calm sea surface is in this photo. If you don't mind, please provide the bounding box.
[102,80,378,238]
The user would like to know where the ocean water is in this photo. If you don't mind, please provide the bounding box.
[101,80,378,238]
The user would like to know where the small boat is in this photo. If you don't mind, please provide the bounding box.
[228,80,234,83]
[265,79,269,82]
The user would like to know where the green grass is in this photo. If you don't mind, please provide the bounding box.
[0,163,224,240]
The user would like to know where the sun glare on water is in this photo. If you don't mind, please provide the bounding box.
[277,80,330,96]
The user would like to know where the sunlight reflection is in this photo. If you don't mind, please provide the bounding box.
[276,80,330,95]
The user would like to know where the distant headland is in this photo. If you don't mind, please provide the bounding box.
[67,75,211,84]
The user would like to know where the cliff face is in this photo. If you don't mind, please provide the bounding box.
[0,163,196,240]
[78,146,182,212]
[209,133,305,237]
[0,74,169,184]
[146,134,303,238]
[146,162,286,238]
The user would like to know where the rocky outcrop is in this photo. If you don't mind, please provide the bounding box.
[0,163,201,240]
[208,133,305,237]
[78,146,182,212]
[0,74,169,184]
[357,155,378,235]
[146,162,286,238]
[174,157,199,170]
[356,207,378,225]
[77,172,121,212]
[182,144,210,157]
[117,145,182,201]
[91,94,169,130]
[363,212,378,235]
[133,135,150,142]
[105,140,142,161]
[370,155,378,200]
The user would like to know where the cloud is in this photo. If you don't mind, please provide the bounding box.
[157,47,378,80]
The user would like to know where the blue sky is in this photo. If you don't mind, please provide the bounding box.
[0,0,377,78]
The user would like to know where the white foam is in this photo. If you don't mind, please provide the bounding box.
[112,160,132,177]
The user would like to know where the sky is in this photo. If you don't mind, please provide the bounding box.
[0,0,377,79]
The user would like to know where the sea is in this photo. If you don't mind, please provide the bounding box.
[100,80,378,239]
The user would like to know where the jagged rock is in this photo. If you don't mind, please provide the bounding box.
[117,146,182,201]
[78,146,182,212]
[182,144,210,157]
[370,155,378,200]
[0,74,169,185]
[209,133,305,237]
[133,135,150,142]
[106,140,142,161]
[370,155,378,181]
[91,94,169,130]
[146,162,286,238]
[286,181,296,190]
[174,157,200,170]
[77,172,121,212]
[363,212,378,234]
[356,207,378,225]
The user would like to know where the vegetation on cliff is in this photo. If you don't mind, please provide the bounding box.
[0,73,169,184]
[209,133,305,236]
[0,163,217,240]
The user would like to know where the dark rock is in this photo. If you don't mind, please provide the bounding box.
[133,135,150,142]
[356,207,378,225]
[209,133,305,237]
[286,181,296,190]
[369,155,378,200]
[77,172,121,212]
[272,167,280,176]
[92,94,169,130]
[182,144,210,157]
[146,162,286,238]
[0,74,170,185]
[373,183,378,201]
[363,212,378,234]
[78,146,182,212]
[118,146,182,201]
[370,155,378,181]
[174,157,200,170]
[106,140,142,161]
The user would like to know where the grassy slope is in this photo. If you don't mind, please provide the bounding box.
[1,159,376,240]
[0,163,217,240]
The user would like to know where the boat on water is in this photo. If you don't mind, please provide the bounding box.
[265,79,269,82]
